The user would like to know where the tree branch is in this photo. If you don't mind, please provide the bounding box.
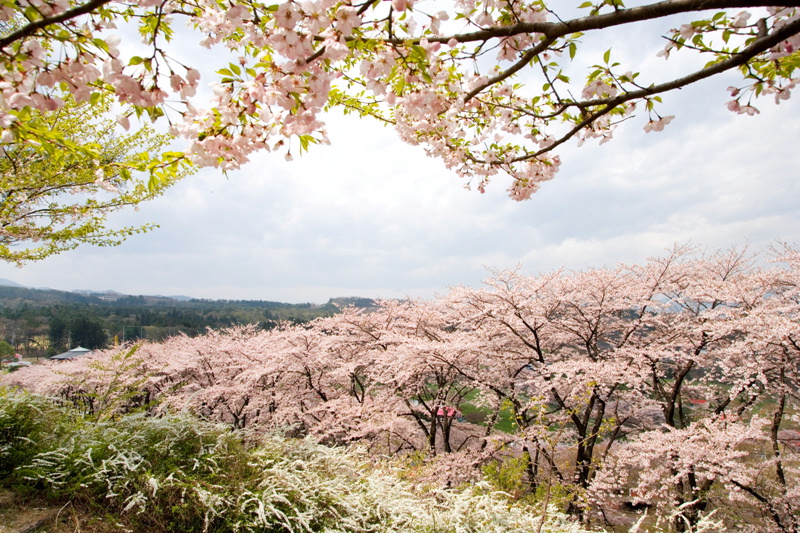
[463,37,557,102]
[0,0,115,50]
[509,15,800,164]
[395,0,800,46]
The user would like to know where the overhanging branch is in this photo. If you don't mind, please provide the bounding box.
[0,0,114,50]
[389,0,800,45]
[509,15,800,164]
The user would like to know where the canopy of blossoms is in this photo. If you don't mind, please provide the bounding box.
[5,244,799,531]
[1,0,798,198]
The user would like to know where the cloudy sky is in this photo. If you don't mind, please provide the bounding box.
[2,7,799,303]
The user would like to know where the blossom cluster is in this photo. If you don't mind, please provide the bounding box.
[1,1,797,198]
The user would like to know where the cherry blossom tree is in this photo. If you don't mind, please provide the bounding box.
[583,248,800,532]
[444,251,694,511]
[4,245,799,530]
[1,0,798,199]
[362,300,484,455]
[444,246,800,529]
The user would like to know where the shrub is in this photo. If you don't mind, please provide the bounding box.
[0,390,601,533]
[0,388,78,485]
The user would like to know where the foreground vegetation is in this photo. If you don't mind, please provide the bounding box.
[0,389,603,533]
[3,246,798,532]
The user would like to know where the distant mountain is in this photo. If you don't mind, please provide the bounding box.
[0,287,348,354]
[0,281,192,302]
[327,297,378,308]
[71,289,127,301]
[0,284,384,355]
[165,295,193,302]
[0,280,377,309]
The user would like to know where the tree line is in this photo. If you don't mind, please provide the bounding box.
[0,285,359,356]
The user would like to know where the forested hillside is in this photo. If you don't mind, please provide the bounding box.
[0,285,374,356]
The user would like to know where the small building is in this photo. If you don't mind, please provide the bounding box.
[436,406,461,418]
[2,361,32,371]
[1,354,32,370]
[50,347,92,360]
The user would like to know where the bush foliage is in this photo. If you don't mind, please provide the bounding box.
[0,389,595,533]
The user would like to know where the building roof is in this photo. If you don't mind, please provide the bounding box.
[50,347,92,360]
[4,361,32,369]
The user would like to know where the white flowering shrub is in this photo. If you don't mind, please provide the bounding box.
[0,387,76,484]
[1,390,603,533]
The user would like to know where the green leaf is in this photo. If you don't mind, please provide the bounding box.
[410,45,428,64]
[298,134,318,154]
[92,38,109,53]
[23,6,40,21]
[0,95,195,264]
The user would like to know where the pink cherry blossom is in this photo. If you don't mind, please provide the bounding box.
[0,0,797,203]
[643,115,674,132]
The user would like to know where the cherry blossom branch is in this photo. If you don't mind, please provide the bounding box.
[384,0,800,46]
[303,46,327,65]
[665,360,694,428]
[770,390,787,486]
[728,479,794,532]
[356,0,379,17]
[463,37,557,102]
[511,15,800,163]
[0,0,114,50]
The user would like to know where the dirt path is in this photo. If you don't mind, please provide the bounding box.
[0,491,118,533]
